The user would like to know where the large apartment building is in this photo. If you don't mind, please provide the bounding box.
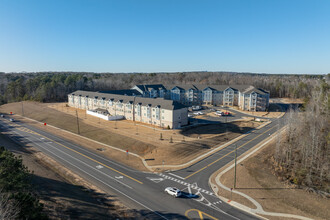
[128,84,270,111]
[68,90,188,129]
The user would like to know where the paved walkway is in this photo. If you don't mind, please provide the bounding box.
[210,128,313,220]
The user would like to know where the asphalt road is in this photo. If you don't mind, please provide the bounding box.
[0,108,286,220]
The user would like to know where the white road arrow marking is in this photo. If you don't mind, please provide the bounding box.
[115,176,123,179]
[146,177,164,183]
[96,165,103,169]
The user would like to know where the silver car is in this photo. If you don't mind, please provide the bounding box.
[164,187,181,197]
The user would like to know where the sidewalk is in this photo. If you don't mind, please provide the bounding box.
[209,127,314,220]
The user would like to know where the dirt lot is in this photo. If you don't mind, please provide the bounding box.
[0,133,140,219]
[272,98,304,104]
[230,103,283,118]
[0,102,263,168]
[210,138,330,220]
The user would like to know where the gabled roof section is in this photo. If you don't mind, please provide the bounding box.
[133,84,167,92]
[203,86,217,91]
[165,84,252,92]
[242,87,269,95]
[68,90,187,110]
[100,89,142,96]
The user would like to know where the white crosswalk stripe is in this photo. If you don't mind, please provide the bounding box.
[157,173,214,196]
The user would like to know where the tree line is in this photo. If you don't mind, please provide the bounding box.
[0,146,47,219]
[0,71,328,104]
[273,80,329,193]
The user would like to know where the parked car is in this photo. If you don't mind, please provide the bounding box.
[165,187,182,197]
[0,114,4,118]
[9,118,14,122]
[197,111,204,115]
[192,106,202,111]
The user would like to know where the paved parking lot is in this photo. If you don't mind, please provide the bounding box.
[188,106,252,124]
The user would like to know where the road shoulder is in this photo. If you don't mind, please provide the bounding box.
[209,129,330,220]
[0,133,140,219]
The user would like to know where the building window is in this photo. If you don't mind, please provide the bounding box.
[136,105,141,116]
[155,108,160,120]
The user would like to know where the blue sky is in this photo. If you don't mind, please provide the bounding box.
[0,0,329,74]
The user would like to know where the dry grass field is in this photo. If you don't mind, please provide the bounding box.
[211,138,330,220]
[0,101,263,168]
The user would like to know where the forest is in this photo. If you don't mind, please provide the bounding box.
[0,71,329,193]
[0,71,328,104]
[0,147,47,219]
[274,80,329,193]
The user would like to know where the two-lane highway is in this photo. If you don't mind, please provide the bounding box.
[0,113,285,219]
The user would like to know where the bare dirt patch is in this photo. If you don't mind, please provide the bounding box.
[231,103,283,118]
[0,101,263,168]
[273,98,304,104]
[211,138,330,220]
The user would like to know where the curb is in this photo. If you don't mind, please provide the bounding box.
[209,126,313,220]
[11,114,272,173]
[13,114,155,171]
[147,120,272,170]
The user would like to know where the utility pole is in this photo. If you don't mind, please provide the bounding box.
[21,101,24,116]
[234,144,237,188]
[225,106,227,123]
[75,110,80,135]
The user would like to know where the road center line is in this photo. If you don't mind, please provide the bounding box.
[184,126,276,179]
[1,120,143,185]
[2,122,169,219]
[37,133,143,184]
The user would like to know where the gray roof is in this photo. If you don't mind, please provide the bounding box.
[165,84,252,92]
[165,84,204,91]
[134,84,167,92]
[68,90,186,110]
[242,87,269,95]
[99,89,142,96]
